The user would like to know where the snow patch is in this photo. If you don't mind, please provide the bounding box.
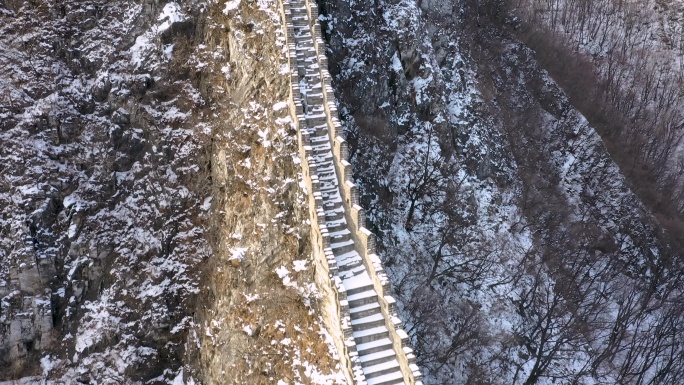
[158,3,186,32]
[229,247,248,262]
[223,0,241,13]
[273,101,288,111]
[293,259,307,272]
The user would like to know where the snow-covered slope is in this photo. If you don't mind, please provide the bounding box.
[0,1,211,381]
[318,0,684,383]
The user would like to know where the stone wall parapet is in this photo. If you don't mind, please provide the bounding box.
[281,0,423,382]
[279,1,366,384]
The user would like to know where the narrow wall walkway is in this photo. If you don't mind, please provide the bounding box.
[281,0,424,384]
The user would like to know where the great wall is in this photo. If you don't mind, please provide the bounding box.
[278,0,424,384]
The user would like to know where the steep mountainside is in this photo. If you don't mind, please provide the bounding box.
[0,1,211,381]
[318,0,684,383]
[2,0,684,384]
[0,0,339,383]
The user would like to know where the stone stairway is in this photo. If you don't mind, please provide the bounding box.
[289,3,407,384]
[278,0,423,383]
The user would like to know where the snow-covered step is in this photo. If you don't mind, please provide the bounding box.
[325,221,346,233]
[323,206,344,215]
[323,202,344,213]
[308,132,330,141]
[330,234,351,247]
[349,301,382,320]
[337,262,364,273]
[356,337,394,356]
[320,187,340,198]
[320,182,340,194]
[317,164,336,173]
[347,289,379,308]
[319,177,340,188]
[330,238,355,254]
[309,146,332,155]
[306,109,327,117]
[315,166,337,177]
[294,43,308,51]
[314,161,335,171]
[318,184,346,195]
[306,96,324,106]
[322,196,343,206]
[337,260,365,276]
[308,130,329,139]
[318,171,338,182]
[319,179,340,190]
[308,82,323,91]
[328,227,351,238]
[365,370,405,385]
[350,312,386,330]
[339,269,365,281]
[304,107,324,116]
[339,266,366,281]
[353,325,390,344]
[306,84,322,92]
[334,249,361,264]
[306,115,327,125]
[363,360,402,379]
[343,269,372,287]
[315,162,336,172]
[316,167,338,178]
[306,70,321,78]
[329,230,351,241]
[310,144,333,155]
[308,122,328,131]
[310,144,331,152]
[321,193,342,204]
[321,190,340,200]
[305,125,325,134]
[324,210,345,223]
[358,348,399,367]
[321,195,342,205]
[317,168,338,178]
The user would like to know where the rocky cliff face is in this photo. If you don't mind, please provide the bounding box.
[0,0,213,381]
[0,0,339,383]
[190,1,343,384]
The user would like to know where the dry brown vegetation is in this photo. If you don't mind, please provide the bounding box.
[187,1,341,383]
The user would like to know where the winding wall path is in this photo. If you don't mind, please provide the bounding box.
[279,0,424,384]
